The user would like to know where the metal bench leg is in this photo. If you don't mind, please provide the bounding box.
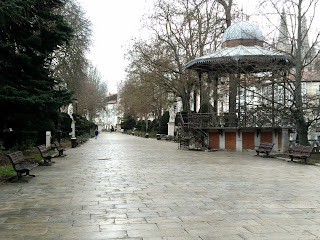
[17,172,22,180]
[16,172,28,182]
[46,157,55,163]
[25,170,35,177]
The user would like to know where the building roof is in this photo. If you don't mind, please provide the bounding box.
[288,71,320,82]
[105,94,118,104]
[184,45,294,73]
[221,21,264,43]
[107,100,117,104]
[184,21,294,73]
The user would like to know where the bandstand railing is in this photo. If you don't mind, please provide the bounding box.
[178,112,294,129]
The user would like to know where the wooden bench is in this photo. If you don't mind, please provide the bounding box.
[288,145,313,164]
[7,151,38,181]
[52,141,66,157]
[156,134,168,140]
[37,144,57,164]
[255,142,275,157]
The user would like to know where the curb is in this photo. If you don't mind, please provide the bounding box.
[0,175,16,185]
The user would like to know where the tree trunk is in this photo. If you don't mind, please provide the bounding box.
[295,111,309,145]
[181,93,191,113]
[229,74,237,114]
[198,72,203,108]
[294,0,309,146]
[193,90,197,112]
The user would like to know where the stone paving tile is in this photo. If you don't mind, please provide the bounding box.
[186,226,250,237]
[165,238,203,240]
[0,223,15,230]
[179,215,224,222]
[1,133,320,239]
[4,216,51,223]
[156,222,211,230]
[243,225,288,234]
[115,217,147,224]
[58,231,128,240]
[239,232,319,240]
[255,218,316,226]
[207,219,261,227]
[146,216,182,223]
[200,235,244,240]
[100,223,158,231]
[128,229,189,238]
[310,230,320,237]
[280,224,320,233]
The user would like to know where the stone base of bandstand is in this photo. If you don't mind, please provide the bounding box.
[207,127,290,152]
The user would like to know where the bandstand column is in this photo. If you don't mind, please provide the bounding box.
[236,131,243,152]
[281,118,290,152]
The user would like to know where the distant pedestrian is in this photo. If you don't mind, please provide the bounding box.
[94,128,99,139]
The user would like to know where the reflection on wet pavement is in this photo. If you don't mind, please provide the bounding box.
[1,132,320,239]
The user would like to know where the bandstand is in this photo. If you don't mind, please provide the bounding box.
[180,21,294,152]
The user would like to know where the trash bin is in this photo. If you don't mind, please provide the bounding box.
[156,134,161,140]
[145,133,149,138]
[71,137,77,148]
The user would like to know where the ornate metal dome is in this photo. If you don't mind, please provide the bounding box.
[184,21,294,73]
[221,21,264,44]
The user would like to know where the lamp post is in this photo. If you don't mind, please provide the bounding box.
[75,98,78,115]
[71,98,78,148]
[83,108,87,135]
[74,98,78,135]
[57,120,62,143]
[57,87,62,143]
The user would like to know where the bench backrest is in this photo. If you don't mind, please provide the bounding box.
[7,151,24,165]
[302,146,313,156]
[258,142,267,150]
[259,142,274,151]
[37,145,49,156]
[292,145,304,153]
[265,143,274,151]
[54,141,61,149]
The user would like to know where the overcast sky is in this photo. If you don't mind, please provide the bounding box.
[78,0,258,94]
[77,0,151,94]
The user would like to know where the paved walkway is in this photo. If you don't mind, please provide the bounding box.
[1,133,320,240]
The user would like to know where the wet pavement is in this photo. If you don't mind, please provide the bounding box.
[1,132,320,240]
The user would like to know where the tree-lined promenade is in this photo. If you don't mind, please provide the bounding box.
[1,0,320,150]
[1,133,320,239]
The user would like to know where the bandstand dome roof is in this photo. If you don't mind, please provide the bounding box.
[221,21,264,43]
[184,21,294,73]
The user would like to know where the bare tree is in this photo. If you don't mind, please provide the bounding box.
[260,0,320,145]
[78,66,108,119]
[119,46,168,120]
[51,0,107,119]
[52,0,92,91]
[136,0,226,112]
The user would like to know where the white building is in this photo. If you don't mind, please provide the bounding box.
[104,93,121,131]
